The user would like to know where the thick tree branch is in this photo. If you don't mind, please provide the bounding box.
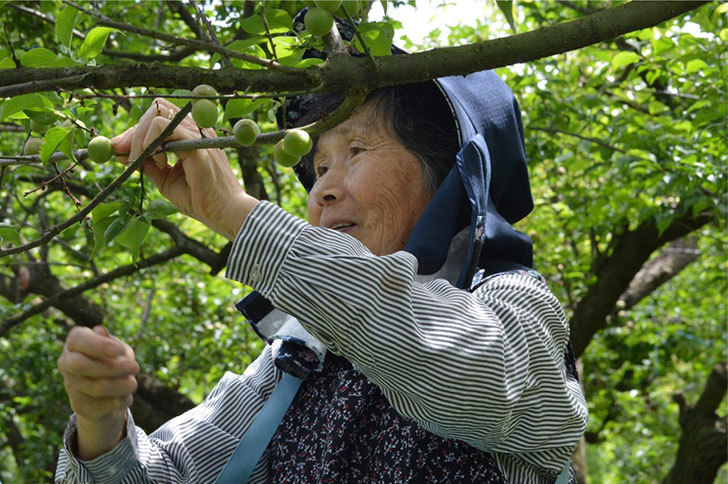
[0,1,705,97]
[0,247,185,337]
[570,208,713,358]
[663,362,727,484]
[616,237,700,312]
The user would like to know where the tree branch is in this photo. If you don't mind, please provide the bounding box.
[570,208,713,358]
[663,362,727,484]
[615,237,700,312]
[0,2,705,96]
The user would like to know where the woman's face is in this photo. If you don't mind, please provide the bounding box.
[307,103,433,256]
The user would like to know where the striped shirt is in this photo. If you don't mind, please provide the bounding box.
[55,201,587,483]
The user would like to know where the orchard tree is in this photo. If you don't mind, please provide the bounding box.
[0,1,725,483]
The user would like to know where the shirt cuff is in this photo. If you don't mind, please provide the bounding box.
[59,411,139,484]
[225,201,308,295]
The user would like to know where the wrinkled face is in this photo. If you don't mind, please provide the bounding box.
[307,103,433,256]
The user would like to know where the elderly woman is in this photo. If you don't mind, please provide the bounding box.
[56,71,587,484]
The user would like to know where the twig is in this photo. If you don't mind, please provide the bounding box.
[189,0,233,68]
[24,162,79,197]
[341,7,377,68]
[2,23,21,68]
[0,103,193,258]
[529,126,627,154]
[7,2,196,62]
[259,5,279,62]
[63,0,302,74]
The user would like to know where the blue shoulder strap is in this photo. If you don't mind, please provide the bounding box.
[214,372,304,484]
[555,460,571,484]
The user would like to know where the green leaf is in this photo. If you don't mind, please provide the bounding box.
[353,22,394,57]
[223,98,267,122]
[294,58,324,68]
[104,216,127,245]
[224,43,266,70]
[0,94,46,122]
[271,37,305,66]
[611,51,640,70]
[78,27,119,59]
[495,1,517,34]
[0,224,21,246]
[169,89,192,108]
[92,201,122,222]
[116,216,150,262]
[239,9,292,35]
[20,48,57,67]
[40,126,71,163]
[146,199,178,219]
[0,56,15,68]
[55,7,79,48]
[91,216,113,256]
[685,58,708,74]
[25,109,59,126]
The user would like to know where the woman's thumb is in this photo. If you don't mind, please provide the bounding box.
[93,325,110,337]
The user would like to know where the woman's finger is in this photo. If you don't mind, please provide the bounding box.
[64,326,125,360]
[59,349,138,378]
[64,373,138,399]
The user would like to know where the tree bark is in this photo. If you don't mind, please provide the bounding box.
[662,362,728,484]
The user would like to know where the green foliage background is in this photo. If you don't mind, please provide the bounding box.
[0,1,725,483]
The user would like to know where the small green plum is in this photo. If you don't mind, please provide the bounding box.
[274,140,301,167]
[233,119,260,147]
[22,137,43,156]
[305,7,334,36]
[87,136,113,163]
[30,119,49,134]
[337,0,361,16]
[283,129,313,157]
[191,99,218,128]
[191,84,218,104]
[314,0,342,12]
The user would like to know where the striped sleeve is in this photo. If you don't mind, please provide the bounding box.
[55,345,280,484]
[226,201,588,480]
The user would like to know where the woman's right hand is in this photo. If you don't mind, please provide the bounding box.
[57,325,139,460]
[111,98,256,241]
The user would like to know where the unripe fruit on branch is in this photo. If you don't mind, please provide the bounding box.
[191,99,218,128]
[305,7,334,36]
[314,0,342,12]
[87,136,113,163]
[23,138,43,155]
[30,119,49,134]
[283,129,313,157]
[191,84,218,103]
[274,140,301,167]
[338,0,361,16]
[233,119,260,147]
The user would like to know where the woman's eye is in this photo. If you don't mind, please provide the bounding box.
[349,146,365,156]
[315,165,329,178]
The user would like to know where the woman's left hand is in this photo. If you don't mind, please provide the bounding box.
[111,97,257,240]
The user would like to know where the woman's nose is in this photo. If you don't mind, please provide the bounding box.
[310,163,346,205]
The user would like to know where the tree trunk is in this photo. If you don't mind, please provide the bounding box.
[662,362,728,484]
